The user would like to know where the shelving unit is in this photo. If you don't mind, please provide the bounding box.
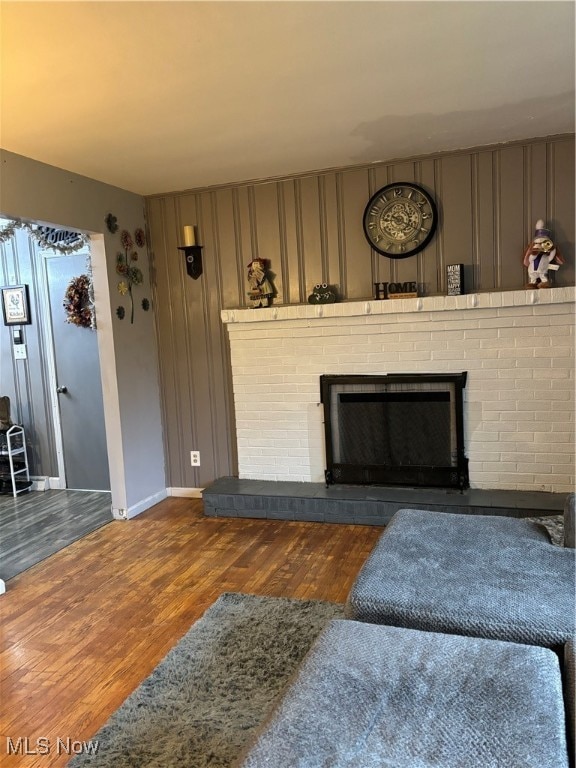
[0,425,31,496]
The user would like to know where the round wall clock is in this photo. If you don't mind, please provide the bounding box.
[363,182,438,259]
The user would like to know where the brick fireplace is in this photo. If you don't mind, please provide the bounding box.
[221,287,574,494]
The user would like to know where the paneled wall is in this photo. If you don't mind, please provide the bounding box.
[0,228,59,476]
[146,134,575,489]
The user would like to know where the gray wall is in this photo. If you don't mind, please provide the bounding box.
[0,150,166,514]
[146,134,575,489]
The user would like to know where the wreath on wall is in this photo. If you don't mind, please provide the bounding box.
[63,274,96,329]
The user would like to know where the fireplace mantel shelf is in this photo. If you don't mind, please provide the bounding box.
[222,286,574,325]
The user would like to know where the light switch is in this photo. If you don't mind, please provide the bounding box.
[14,344,27,359]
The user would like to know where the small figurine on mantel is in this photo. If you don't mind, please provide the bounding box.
[308,283,337,304]
[523,219,563,289]
[247,257,274,308]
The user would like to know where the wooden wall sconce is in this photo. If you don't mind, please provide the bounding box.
[178,225,203,280]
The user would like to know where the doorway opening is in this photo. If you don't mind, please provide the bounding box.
[41,249,110,491]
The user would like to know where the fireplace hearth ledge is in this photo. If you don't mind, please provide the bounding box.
[202,478,567,526]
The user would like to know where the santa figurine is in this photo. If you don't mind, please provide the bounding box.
[523,219,563,289]
[247,257,274,308]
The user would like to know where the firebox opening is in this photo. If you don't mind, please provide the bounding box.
[321,373,468,489]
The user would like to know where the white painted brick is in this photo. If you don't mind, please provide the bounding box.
[482,461,517,472]
[535,346,574,358]
[515,335,551,347]
[469,431,501,442]
[501,452,537,463]
[469,471,503,483]
[432,350,465,360]
[551,455,576,466]
[498,432,540,442]
[517,463,553,474]
[464,328,501,339]
[516,357,552,368]
[497,368,532,379]
[228,290,574,489]
[398,351,432,361]
[547,390,573,400]
[431,330,466,341]
[499,325,535,337]
[535,473,575,486]
[471,451,503,462]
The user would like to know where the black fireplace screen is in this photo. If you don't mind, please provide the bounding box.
[321,373,468,489]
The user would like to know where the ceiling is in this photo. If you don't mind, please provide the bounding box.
[1,1,574,197]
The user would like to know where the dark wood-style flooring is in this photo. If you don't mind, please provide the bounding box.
[0,496,381,768]
[0,490,113,582]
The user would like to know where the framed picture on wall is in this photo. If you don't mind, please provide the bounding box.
[1,285,31,325]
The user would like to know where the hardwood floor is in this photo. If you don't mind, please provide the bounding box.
[0,496,381,767]
[0,490,113,582]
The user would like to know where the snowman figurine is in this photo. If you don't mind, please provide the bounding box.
[523,219,563,289]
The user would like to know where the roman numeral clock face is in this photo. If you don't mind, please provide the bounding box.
[363,183,438,258]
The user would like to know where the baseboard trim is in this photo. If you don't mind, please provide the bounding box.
[168,487,204,498]
[112,488,168,521]
[30,476,49,491]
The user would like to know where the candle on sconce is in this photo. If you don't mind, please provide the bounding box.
[183,225,196,247]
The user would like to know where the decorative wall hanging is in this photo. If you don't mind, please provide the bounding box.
[363,183,438,259]
[177,225,203,279]
[523,219,564,289]
[0,219,89,254]
[116,229,144,323]
[34,226,87,253]
[1,285,31,326]
[116,306,126,320]
[141,298,150,311]
[63,274,96,329]
[247,257,274,308]
[308,283,337,304]
[105,213,118,233]
[373,281,418,300]
[447,264,465,295]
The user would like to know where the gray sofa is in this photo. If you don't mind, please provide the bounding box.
[345,505,575,648]
[238,497,575,767]
[239,620,571,768]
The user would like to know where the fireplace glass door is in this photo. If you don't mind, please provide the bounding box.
[321,373,468,489]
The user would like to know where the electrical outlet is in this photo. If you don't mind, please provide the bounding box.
[190,451,200,466]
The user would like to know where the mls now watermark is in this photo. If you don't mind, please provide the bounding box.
[6,736,99,756]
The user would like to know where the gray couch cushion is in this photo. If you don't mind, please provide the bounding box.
[345,508,575,648]
[238,620,569,768]
[564,639,575,763]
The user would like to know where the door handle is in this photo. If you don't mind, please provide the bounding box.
[56,386,68,394]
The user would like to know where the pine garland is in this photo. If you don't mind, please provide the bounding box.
[0,219,89,253]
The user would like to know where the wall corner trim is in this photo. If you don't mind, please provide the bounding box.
[113,488,169,520]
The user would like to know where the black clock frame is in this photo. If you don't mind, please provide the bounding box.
[362,182,438,259]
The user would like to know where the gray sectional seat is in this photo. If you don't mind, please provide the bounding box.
[345,508,576,648]
[238,619,570,768]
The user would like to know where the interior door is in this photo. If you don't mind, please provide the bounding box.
[46,253,110,491]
